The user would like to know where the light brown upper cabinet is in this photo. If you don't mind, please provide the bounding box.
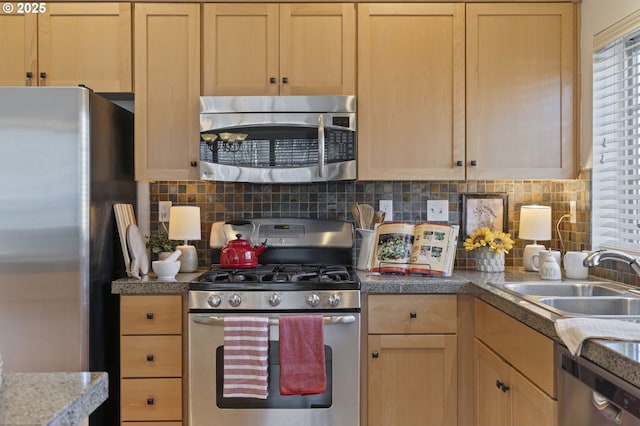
[202,3,356,96]
[358,2,577,181]
[134,3,200,181]
[357,3,466,180]
[466,3,576,179]
[0,3,131,92]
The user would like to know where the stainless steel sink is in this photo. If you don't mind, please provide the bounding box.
[539,297,640,316]
[489,280,640,318]
[504,282,626,297]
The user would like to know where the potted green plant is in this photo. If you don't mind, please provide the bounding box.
[146,234,180,259]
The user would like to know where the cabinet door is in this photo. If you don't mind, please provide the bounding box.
[279,3,355,95]
[134,3,200,181]
[0,13,37,86]
[358,3,465,181]
[511,367,557,426]
[202,3,279,95]
[475,339,511,426]
[38,3,132,92]
[466,3,575,179]
[368,334,457,426]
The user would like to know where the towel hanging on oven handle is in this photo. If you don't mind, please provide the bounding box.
[192,315,356,326]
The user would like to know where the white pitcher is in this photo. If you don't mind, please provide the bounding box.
[539,252,562,280]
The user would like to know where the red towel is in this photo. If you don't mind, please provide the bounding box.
[279,315,326,395]
[223,316,269,399]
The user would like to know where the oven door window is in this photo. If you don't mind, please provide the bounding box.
[215,342,333,409]
[200,124,355,168]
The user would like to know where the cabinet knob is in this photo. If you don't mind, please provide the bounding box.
[470,160,477,167]
[146,312,154,320]
[147,398,155,405]
[190,161,198,167]
[40,72,46,79]
[456,160,463,167]
[282,77,289,84]
[269,77,276,84]
[496,380,510,393]
[409,312,417,319]
[146,354,154,362]
[371,352,379,358]
[25,72,33,79]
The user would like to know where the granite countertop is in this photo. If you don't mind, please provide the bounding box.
[0,372,108,426]
[111,267,640,390]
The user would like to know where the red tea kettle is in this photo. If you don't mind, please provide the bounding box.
[220,233,266,268]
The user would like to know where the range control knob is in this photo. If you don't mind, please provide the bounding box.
[228,293,242,307]
[306,293,321,307]
[208,294,222,307]
[328,293,341,307]
[267,293,281,307]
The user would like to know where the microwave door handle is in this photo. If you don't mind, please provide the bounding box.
[318,114,325,178]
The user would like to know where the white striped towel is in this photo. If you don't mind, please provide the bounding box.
[555,317,640,356]
[223,316,270,399]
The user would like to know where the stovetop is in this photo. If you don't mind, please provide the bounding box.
[190,263,360,291]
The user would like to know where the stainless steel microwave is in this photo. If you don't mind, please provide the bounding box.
[199,96,356,183]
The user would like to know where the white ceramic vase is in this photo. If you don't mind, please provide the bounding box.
[476,247,505,272]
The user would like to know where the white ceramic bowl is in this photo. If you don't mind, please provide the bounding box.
[152,260,181,280]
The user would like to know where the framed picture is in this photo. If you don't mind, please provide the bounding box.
[461,193,508,237]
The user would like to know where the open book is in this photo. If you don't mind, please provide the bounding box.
[370,222,459,276]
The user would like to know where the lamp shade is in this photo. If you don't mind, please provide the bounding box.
[519,205,551,241]
[168,206,201,241]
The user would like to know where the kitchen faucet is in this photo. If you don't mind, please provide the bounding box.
[583,249,640,276]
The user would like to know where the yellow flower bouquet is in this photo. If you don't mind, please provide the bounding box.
[463,227,514,256]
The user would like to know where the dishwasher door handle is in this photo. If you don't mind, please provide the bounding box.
[592,391,623,425]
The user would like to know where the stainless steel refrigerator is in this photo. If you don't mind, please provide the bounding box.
[0,87,135,424]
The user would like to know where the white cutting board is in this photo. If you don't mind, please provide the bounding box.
[114,203,137,277]
[127,224,149,279]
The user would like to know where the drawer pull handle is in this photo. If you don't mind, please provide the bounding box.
[147,398,155,405]
[372,352,379,358]
[496,380,510,393]
[146,354,154,362]
[146,312,154,320]
[409,312,417,319]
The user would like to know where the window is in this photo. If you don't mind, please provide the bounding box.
[593,13,640,254]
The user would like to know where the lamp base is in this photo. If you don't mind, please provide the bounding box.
[523,244,545,272]
[177,244,198,273]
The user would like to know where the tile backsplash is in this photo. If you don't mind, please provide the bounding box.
[149,171,606,272]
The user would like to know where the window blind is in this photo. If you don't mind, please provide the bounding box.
[593,27,640,254]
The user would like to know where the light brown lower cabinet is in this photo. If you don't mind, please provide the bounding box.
[120,295,184,425]
[367,295,458,426]
[474,299,557,426]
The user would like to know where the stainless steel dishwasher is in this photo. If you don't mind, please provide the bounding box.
[557,344,640,425]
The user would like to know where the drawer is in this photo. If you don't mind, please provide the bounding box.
[121,378,182,421]
[368,294,457,334]
[474,299,555,397]
[121,335,182,378]
[121,295,182,335]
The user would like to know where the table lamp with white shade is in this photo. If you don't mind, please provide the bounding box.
[519,205,551,272]
[168,206,201,273]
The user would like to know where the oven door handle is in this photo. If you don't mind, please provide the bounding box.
[192,314,356,326]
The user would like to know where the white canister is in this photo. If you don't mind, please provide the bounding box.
[532,249,561,272]
[539,252,562,280]
[563,251,589,279]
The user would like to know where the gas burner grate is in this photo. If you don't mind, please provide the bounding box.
[194,263,356,286]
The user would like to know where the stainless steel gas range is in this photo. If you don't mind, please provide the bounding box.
[188,218,361,426]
